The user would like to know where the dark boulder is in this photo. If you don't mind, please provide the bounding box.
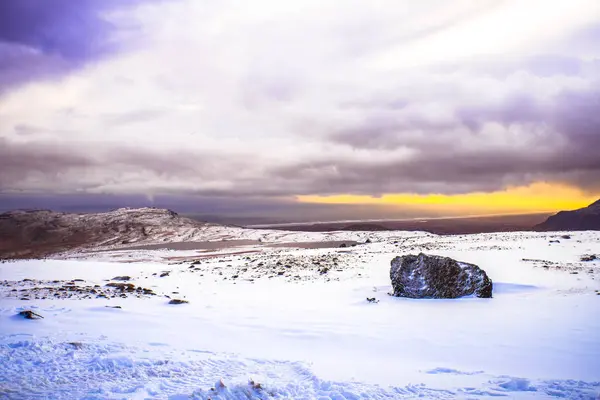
[390,253,493,299]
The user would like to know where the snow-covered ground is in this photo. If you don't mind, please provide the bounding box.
[1,230,599,399]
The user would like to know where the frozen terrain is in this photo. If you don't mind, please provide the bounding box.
[1,229,599,399]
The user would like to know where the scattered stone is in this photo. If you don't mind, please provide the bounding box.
[160,272,170,277]
[581,255,597,262]
[561,235,571,239]
[249,380,262,390]
[111,276,131,281]
[366,297,379,303]
[549,240,560,243]
[168,299,189,305]
[390,253,493,299]
[18,310,43,319]
[105,305,122,309]
[106,282,135,291]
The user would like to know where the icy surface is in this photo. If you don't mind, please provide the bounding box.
[1,230,599,399]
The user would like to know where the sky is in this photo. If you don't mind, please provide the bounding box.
[0,0,599,221]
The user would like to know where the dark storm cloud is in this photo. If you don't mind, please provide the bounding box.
[0,0,171,93]
[310,79,600,195]
[0,137,242,190]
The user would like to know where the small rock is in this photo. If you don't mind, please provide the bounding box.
[366,297,379,303]
[111,276,131,281]
[581,255,597,262]
[18,310,43,319]
[561,235,571,239]
[249,380,262,390]
[105,305,122,309]
[168,299,189,305]
[160,272,170,278]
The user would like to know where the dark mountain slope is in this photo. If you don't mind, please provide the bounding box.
[0,208,212,259]
[534,200,600,231]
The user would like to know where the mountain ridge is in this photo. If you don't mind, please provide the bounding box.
[534,200,600,231]
[0,207,216,259]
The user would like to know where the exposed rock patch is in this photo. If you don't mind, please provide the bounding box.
[0,279,157,300]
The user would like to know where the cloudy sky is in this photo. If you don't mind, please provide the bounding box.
[1,0,599,221]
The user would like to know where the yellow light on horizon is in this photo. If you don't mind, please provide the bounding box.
[296,182,598,216]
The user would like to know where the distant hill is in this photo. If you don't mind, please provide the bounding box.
[0,208,214,259]
[534,200,600,231]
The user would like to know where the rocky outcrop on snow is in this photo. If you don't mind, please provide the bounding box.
[534,199,600,231]
[0,207,216,259]
[0,278,157,300]
[390,253,493,299]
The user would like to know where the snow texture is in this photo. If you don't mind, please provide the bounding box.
[1,229,599,399]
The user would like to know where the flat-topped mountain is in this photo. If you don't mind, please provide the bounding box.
[0,207,215,259]
[534,199,600,231]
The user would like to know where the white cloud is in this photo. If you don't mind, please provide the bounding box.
[1,0,599,196]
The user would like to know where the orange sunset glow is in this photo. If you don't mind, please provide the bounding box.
[298,182,599,216]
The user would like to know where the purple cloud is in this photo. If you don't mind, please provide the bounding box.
[0,0,172,94]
